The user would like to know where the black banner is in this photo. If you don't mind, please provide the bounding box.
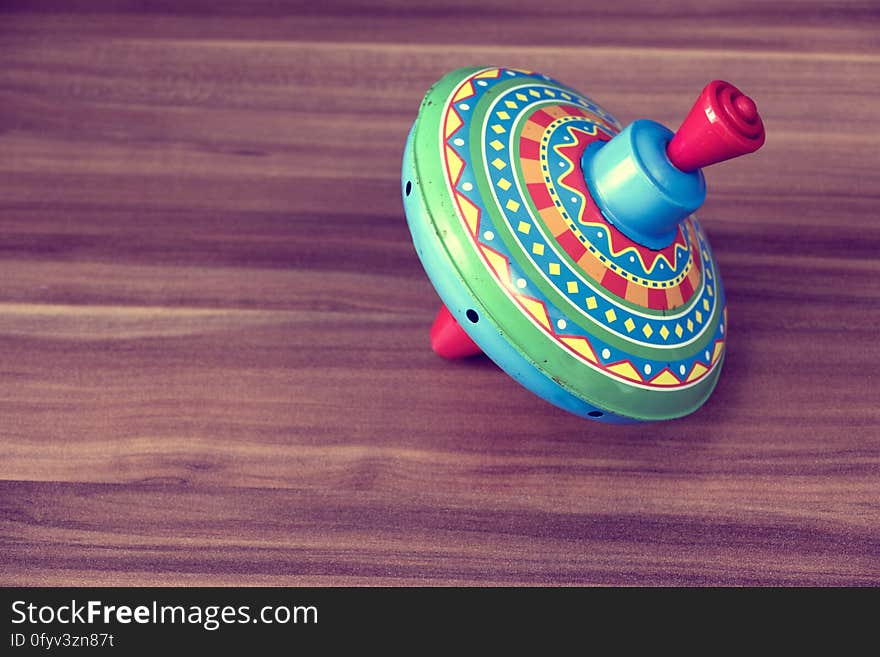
[0,587,871,652]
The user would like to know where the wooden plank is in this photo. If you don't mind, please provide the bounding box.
[0,3,878,586]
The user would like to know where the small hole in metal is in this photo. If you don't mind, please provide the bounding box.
[466,309,479,323]
[405,181,412,196]
[588,411,604,418]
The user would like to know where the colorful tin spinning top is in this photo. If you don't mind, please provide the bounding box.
[402,68,765,422]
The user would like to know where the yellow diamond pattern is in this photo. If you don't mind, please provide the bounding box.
[687,319,694,332]
[504,100,517,109]
[624,318,635,332]
[490,139,504,151]
[707,285,714,297]
[543,89,556,97]
[695,310,703,323]
[517,221,531,235]
[491,124,506,134]
[605,309,617,323]
[674,323,683,338]
[529,89,540,97]
[549,263,561,275]
[703,298,710,311]
[642,323,653,338]
[567,281,579,294]
[491,157,506,170]
[515,93,527,101]
[532,243,545,256]
[659,325,670,340]
[506,199,520,212]
[497,177,511,191]
[586,296,598,310]
[496,111,510,120]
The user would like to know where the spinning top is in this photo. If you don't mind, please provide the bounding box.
[402,69,764,422]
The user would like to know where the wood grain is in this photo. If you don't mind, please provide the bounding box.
[1,1,878,586]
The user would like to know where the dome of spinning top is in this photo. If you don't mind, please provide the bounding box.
[402,68,764,422]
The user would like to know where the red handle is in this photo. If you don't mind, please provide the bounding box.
[666,80,765,172]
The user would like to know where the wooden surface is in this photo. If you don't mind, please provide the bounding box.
[1,1,878,586]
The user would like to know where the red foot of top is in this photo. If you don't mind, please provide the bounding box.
[430,305,483,359]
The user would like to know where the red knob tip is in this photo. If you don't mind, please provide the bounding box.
[666,80,765,173]
[734,94,758,123]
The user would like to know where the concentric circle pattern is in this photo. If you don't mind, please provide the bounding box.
[437,68,726,393]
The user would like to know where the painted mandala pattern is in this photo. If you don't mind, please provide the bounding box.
[439,68,726,390]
